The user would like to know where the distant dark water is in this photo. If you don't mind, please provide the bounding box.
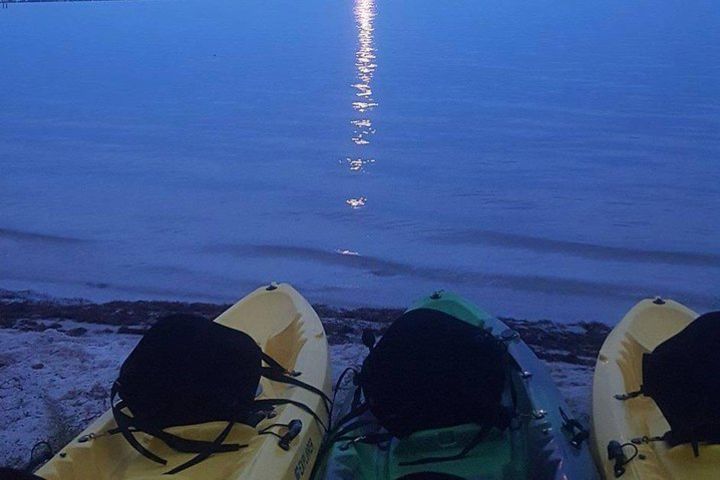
[1,0,719,322]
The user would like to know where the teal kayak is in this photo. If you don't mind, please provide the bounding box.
[313,291,598,479]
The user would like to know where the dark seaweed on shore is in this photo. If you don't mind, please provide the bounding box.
[0,290,231,328]
[0,290,609,366]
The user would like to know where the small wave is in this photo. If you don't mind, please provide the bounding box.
[429,229,720,268]
[0,228,85,245]
[210,244,717,306]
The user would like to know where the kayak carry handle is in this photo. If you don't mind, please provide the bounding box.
[607,440,627,477]
[279,420,303,450]
[607,440,638,478]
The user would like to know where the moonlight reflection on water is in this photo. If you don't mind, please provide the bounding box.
[345,0,377,212]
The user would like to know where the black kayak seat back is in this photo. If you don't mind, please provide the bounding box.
[117,314,262,430]
[359,308,507,438]
[642,311,720,446]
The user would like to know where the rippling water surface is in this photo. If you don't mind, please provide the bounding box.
[1,0,719,322]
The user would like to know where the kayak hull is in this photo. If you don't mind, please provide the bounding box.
[36,283,331,480]
[315,291,598,480]
[591,298,720,479]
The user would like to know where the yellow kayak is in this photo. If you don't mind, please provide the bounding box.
[591,298,720,479]
[35,283,331,480]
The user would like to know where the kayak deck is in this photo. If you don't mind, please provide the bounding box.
[327,420,533,479]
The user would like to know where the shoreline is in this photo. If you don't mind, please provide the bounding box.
[0,288,610,365]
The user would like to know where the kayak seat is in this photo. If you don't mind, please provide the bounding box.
[642,312,720,450]
[359,308,507,438]
[617,304,693,394]
[109,314,329,475]
[34,284,332,480]
[216,293,308,397]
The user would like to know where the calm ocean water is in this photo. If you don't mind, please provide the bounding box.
[1,0,719,322]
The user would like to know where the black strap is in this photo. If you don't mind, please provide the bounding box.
[106,424,246,453]
[164,420,239,475]
[344,431,393,448]
[111,383,246,471]
[399,423,492,466]
[615,388,644,401]
[111,413,244,454]
[253,398,328,432]
[109,351,328,473]
[258,349,334,474]
[329,367,359,431]
[330,418,377,444]
[111,383,167,465]
[260,351,331,408]
[310,404,376,480]
[260,366,332,413]
[261,352,296,375]
[330,401,370,436]
[150,427,243,454]
[351,383,363,410]
[314,401,372,461]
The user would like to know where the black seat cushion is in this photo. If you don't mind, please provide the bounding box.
[643,311,720,445]
[117,314,262,429]
[360,308,506,438]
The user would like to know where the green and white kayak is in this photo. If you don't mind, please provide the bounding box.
[313,291,598,480]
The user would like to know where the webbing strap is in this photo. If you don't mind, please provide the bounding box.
[111,383,246,470]
[310,402,373,480]
[615,388,644,401]
[164,421,239,475]
[106,425,245,454]
[261,352,293,374]
[260,366,332,413]
[150,428,243,454]
[348,431,393,447]
[109,352,327,473]
[331,401,370,435]
[329,418,378,445]
[111,384,167,465]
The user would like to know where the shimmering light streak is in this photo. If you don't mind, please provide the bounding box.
[345,0,377,208]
